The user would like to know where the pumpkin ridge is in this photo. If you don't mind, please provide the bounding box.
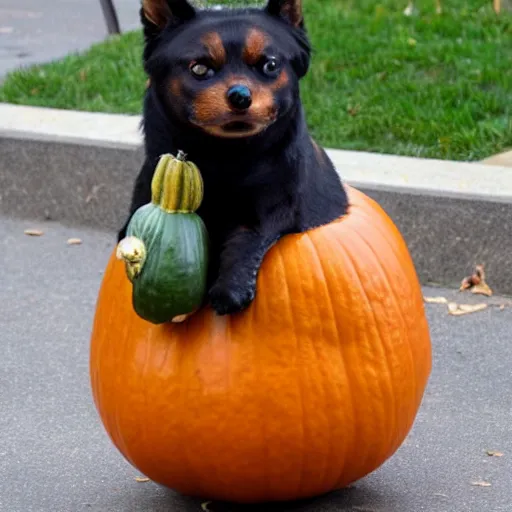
[303,232,348,490]
[155,324,173,374]
[139,323,153,470]
[105,268,128,458]
[333,235,393,473]
[354,206,427,352]
[276,245,307,497]
[354,206,416,279]
[349,239,401,457]
[177,321,206,494]
[347,230,405,450]
[248,277,271,497]
[293,238,332,492]
[353,227,420,441]
[196,315,233,495]
[112,305,133,464]
[354,201,428,396]
[305,233,357,482]
[326,233,379,483]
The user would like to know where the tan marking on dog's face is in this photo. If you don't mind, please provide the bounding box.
[192,75,277,138]
[270,69,289,91]
[192,81,228,126]
[248,80,276,121]
[169,78,181,96]
[243,29,269,66]
[201,32,226,68]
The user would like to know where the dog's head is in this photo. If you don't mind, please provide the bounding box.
[141,0,311,139]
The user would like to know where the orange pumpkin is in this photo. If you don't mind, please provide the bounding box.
[89,185,432,504]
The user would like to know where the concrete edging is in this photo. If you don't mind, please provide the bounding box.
[1,102,511,294]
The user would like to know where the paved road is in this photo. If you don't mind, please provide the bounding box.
[0,1,260,79]
[1,215,511,512]
[0,0,140,78]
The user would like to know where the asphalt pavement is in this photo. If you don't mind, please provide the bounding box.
[0,1,252,79]
[1,214,511,512]
[0,0,140,78]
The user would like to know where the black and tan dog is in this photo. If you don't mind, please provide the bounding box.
[119,0,349,315]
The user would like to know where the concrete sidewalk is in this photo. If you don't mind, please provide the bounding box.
[0,0,140,78]
[1,214,511,512]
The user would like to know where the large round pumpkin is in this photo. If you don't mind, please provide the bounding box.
[89,186,431,504]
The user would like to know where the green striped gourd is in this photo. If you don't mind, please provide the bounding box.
[116,151,209,324]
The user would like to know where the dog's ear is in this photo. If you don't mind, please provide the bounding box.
[141,0,195,30]
[265,0,303,28]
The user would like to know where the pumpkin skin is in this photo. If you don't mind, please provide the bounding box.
[89,186,432,504]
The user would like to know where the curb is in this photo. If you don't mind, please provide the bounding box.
[2,103,512,294]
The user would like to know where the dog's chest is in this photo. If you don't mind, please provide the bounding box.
[188,153,288,233]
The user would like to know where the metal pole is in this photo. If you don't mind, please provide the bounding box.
[99,0,122,35]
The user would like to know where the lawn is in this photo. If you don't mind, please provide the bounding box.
[1,0,511,161]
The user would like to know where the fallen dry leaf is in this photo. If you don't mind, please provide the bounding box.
[499,304,506,311]
[486,450,504,457]
[448,303,488,316]
[472,282,493,297]
[460,276,479,290]
[201,502,212,511]
[471,480,491,487]
[67,238,82,245]
[460,264,493,296]
[134,476,150,483]
[424,296,448,304]
[24,229,44,236]
[0,26,14,34]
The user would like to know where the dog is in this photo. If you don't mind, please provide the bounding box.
[118,0,349,316]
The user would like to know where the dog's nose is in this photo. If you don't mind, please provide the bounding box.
[227,85,252,110]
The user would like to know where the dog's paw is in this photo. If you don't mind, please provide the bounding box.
[208,279,256,316]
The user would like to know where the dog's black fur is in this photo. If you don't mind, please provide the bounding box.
[119,0,349,315]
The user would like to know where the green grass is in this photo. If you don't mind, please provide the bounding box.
[1,0,511,161]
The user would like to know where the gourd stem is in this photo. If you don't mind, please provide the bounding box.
[177,150,187,161]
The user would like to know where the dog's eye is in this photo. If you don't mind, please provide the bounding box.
[190,63,215,80]
[262,58,280,77]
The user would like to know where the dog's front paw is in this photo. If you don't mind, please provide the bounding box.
[208,278,256,316]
